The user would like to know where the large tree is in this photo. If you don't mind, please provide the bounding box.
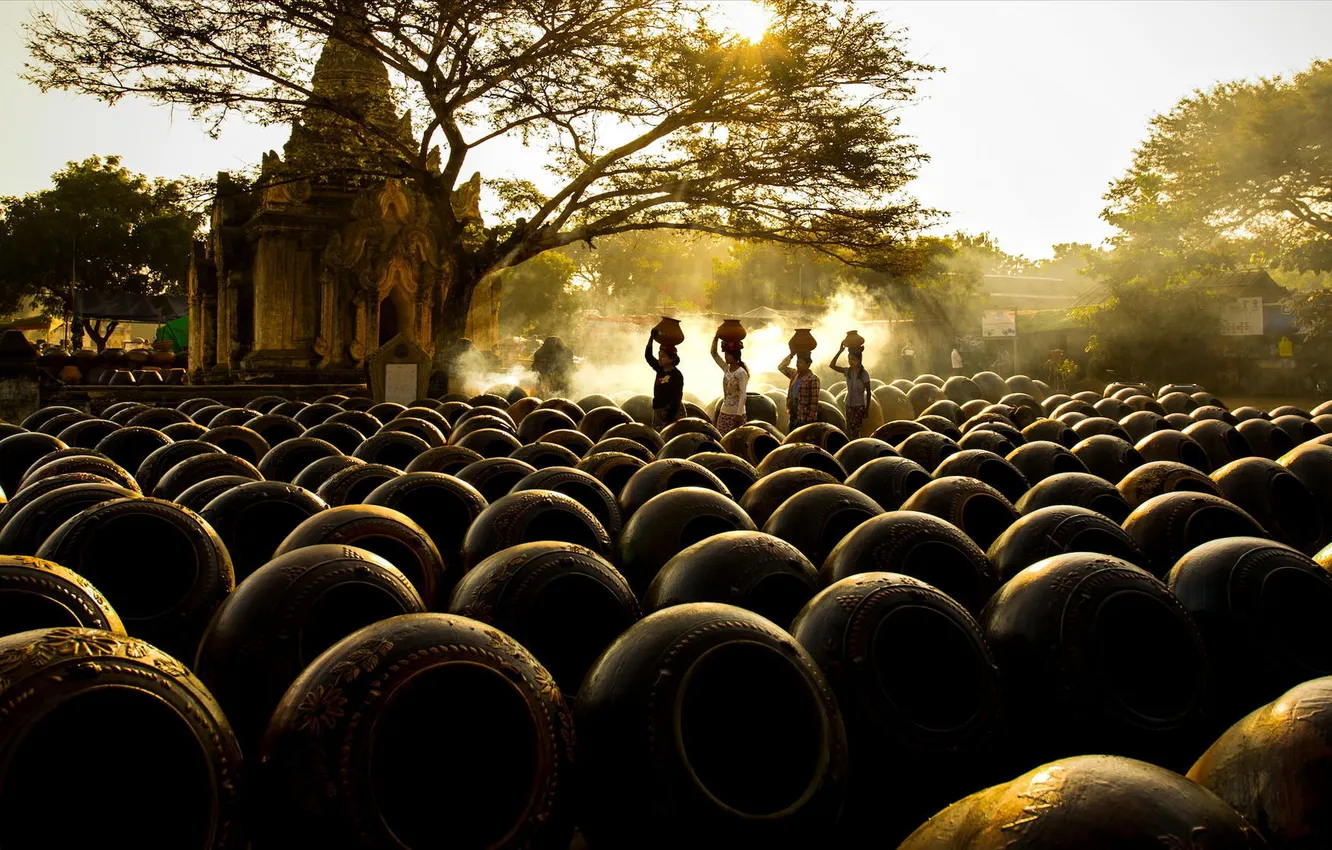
[0,155,201,350]
[24,0,938,352]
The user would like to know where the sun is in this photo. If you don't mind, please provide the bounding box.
[706,1,776,43]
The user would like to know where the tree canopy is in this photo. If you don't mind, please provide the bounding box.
[0,155,201,347]
[24,0,941,343]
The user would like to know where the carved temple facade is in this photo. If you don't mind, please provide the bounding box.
[187,32,499,384]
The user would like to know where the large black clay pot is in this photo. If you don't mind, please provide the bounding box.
[363,472,488,574]
[292,455,364,493]
[1014,470,1131,521]
[1005,439,1088,485]
[0,482,140,555]
[843,456,931,513]
[955,427,1016,457]
[1119,410,1169,443]
[933,449,1030,503]
[94,425,172,477]
[900,476,1019,551]
[255,613,575,850]
[301,421,366,454]
[1273,413,1323,445]
[0,554,125,634]
[987,505,1147,583]
[823,503,999,613]
[1212,457,1325,554]
[162,421,209,440]
[916,414,963,440]
[739,467,841,529]
[895,430,959,471]
[981,553,1212,771]
[763,483,884,569]
[1194,404,1239,425]
[350,430,430,469]
[576,603,847,849]
[244,395,286,414]
[597,421,663,456]
[195,544,426,752]
[1136,428,1213,472]
[1122,491,1269,578]
[590,435,655,462]
[255,436,341,483]
[402,444,482,476]
[36,497,234,661]
[325,409,383,437]
[18,452,140,494]
[19,406,82,431]
[461,490,612,571]
[832,437,899,475]
[152,452,262,501]
[365,402,407,423]
[200,425,270,466]
[720,424,782,465]
[617,487,757,595]
[293,402,343,427]
[1071,434,1144,482]
[1278,442,1332,543]
[537,428,595,457]
[37,413,92,437]
[455,427,524,458]
[173,475,255,514]
[784,422,850,454]
[376,416,447,447]
[617,458,731,519]
[1188,676,1332,849]
[338,396,376,413]
[510,467,622,539]
[274,504,450,609]
[1118,460,1224,508]
[1072,415,1132,442]
[575,452,646,498]
[643,531,818,628]
[243,413,305,446]
[0,432,66,498]
[315,462,402,506]
[56,417,120,449]
[578,406,634,441]
[908,382,947,416]
[0,627,245,848]
[1167,537,1332,725]
[0,473,118,534]
[452,457,536,503]
[449,542,639,693]
[900,754,1265,850]
[1184,419,1251,470]
[206,408,260,429]
[1237,417,1297,460]
[687,452,759,501]
[872,419,928,445]
[659,416,723,443]
[657,431,724,459]
[199,480,329,582]
[190,405,227,426]
[754,443,846,481]
[126,407,192,430]
[791,572,1005,845]
[1022,417,1078,447]
[516,408,579,444]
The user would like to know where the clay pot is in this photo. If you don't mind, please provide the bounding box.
[686,452,758,501]
[0,554,125,633]
[1005,440,1088,485]
[576,452,647,498]
[0,473,118,534]
[841,457,930,513]
[359,473,485,577]
[753,443,847,481]
[1118,411,1168,444]
[783,423,849,456]
[915,374,945,387]
[516,408,578,444]
[657,431,725,459]
[507,468,618,539]
[832,437,899,475]
[198,543,426,755]
[1118,460,1224,508]
[339,396,376,412]
[901,476,1019,551]
[347,430,428,470]
[841,329,865,350]
[792,572,1004,844]
[981,553,1213,770]
[617,458,732,519]
[1072,415,1132,443]
[452,411,517,440]
[455,427,524,458]
[1237,417,1297,460]
[242,395,285,413]
[538,398,585,422]
[313,461,402,506]
[174,475,255,514]
[578,406,635,442]
[1136,428,1213,472]
[36,497,234,660]
[1168,537,1332,725]
[535,428,595,458]
[151,452,262,501]
[291,455,364,493]
[397,445,477,477]
[762,483,884,569]
[507,442,580,470]
[822,511,998,614]
[873,385,915,421]
[902,755,1265,849]
[919,399,963,425]
[906,383,947,417]
[717,318,746,343]
[0,432,67,497]
[1185,420,1252,473]
[987,505,1146,583]
[199,424,271,467]
[93,426,172,478]
[720,424,782,465]
[199,481,329,582]
[0,482,141,555]
[1273,413,1324,445]
[55,418,120,449]
[575,603,846,848]
[1278,443,1332,544]
[325,409,385,437]
[206,408,260,429]
[104,402,149,423]
[1015,471,1132,523]
[232,413,302,446]
[269,401,309,418]
[619,488,756,592]
[653,316,685,346]
[36,411,91,437]
[591,436,655,462]
[449,542,639,693]
[462,490,612,572]
[955,428,1016,458]
[895,430,959,471]
[1122,491,1268,578]
[1071,434,1144,482]
[933,449,1030,504]
[255,613,574,848]
[0,627,245,847]
[1189,676,1332,848]
[18,453,139,494]
[1158,391,1200,414]
[737,469,839,531]
[292,402,342,427]
[1212,457,1325,554]
[295,421,362,454]
[161,421,207,440]
[970,371,1007,402]
[255,436,340,484]
[274,504,449,609]
[787,327,817,354]
[190,404,228,426]
[133,439,222,495]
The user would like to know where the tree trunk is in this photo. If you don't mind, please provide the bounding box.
[81,318,118,353]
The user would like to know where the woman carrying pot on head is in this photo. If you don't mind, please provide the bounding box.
[711,333,749,435]
[830,343,871,437]
[646,330,684,429]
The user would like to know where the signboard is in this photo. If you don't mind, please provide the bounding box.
[384,363,419,405]
[1220,297,1264,336]
[982,310,1017,338]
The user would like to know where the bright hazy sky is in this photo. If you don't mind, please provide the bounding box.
[2,1,1330,260]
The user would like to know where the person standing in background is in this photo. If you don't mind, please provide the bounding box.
[779,351,821,430]
[900,339,916,379]
[951,345,965,376]
[830,343,870,437]
[710,333,749,435]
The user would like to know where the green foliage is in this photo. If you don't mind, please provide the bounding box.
[708,241,844,316]
[0,155,201,318]
[1072,281,1227,382]
[498,250,580,337]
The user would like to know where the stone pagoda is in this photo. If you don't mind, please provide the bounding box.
[187,31,499,383]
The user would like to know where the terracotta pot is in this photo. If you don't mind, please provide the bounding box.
[291,455,364,493]
[195,543,426,753]
[462,490,612,571]
[575,451,647,498]
[907,383,947,416]
[717,318,746,343]
[0,482,141,556]
[753,443,847,481]
[902,755,1265,849]
[1211,457,1325,554]
[841,329,865,350]
[1117,460,1223,508]
[793,572,1004,844]
[901,476,1019,551]
[660,416,722,442]
[763,483,884,568]
[788,327,817,354]
[537,397,585,422]
[895,430,959,471]
[1005,439,1087,485]
[19,453,138,494]
[199,481,329,582]
[616,487,757,595]
[653,316,685,346]
[173,475,254,514]
[843,456,932,512]
[1121,491,1268,578]
[616,458,731,519]
[453,456,535,503]
[833,437,899,475]
[0,554,125,633]
[1136,428,1213,472]
[988,505,1146,583]
[682,451,759,502]
[255,614,575,849]
[314,461,402,507]
[737,467,839,529]
[1189,676,1332,848]
[536,428,595,457]
[935,449,1031,504]
[1273,413,1324,445]
[576,603,847,849]
[783,421,850,455]
[577,405,634,442]
[510,467,621,538]
[133,439,224,494]
[302,421,366,454]
[126,406,191,430]
[36,497,234,660]
[94,426,172,476]
[1071,433,1144,482]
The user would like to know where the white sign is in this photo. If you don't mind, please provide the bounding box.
[982,310,1017,338]
[384,363,419,405]
[1220,297,1264,336]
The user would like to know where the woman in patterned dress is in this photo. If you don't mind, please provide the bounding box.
[710,333,749,435]
[830,343,871,438]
